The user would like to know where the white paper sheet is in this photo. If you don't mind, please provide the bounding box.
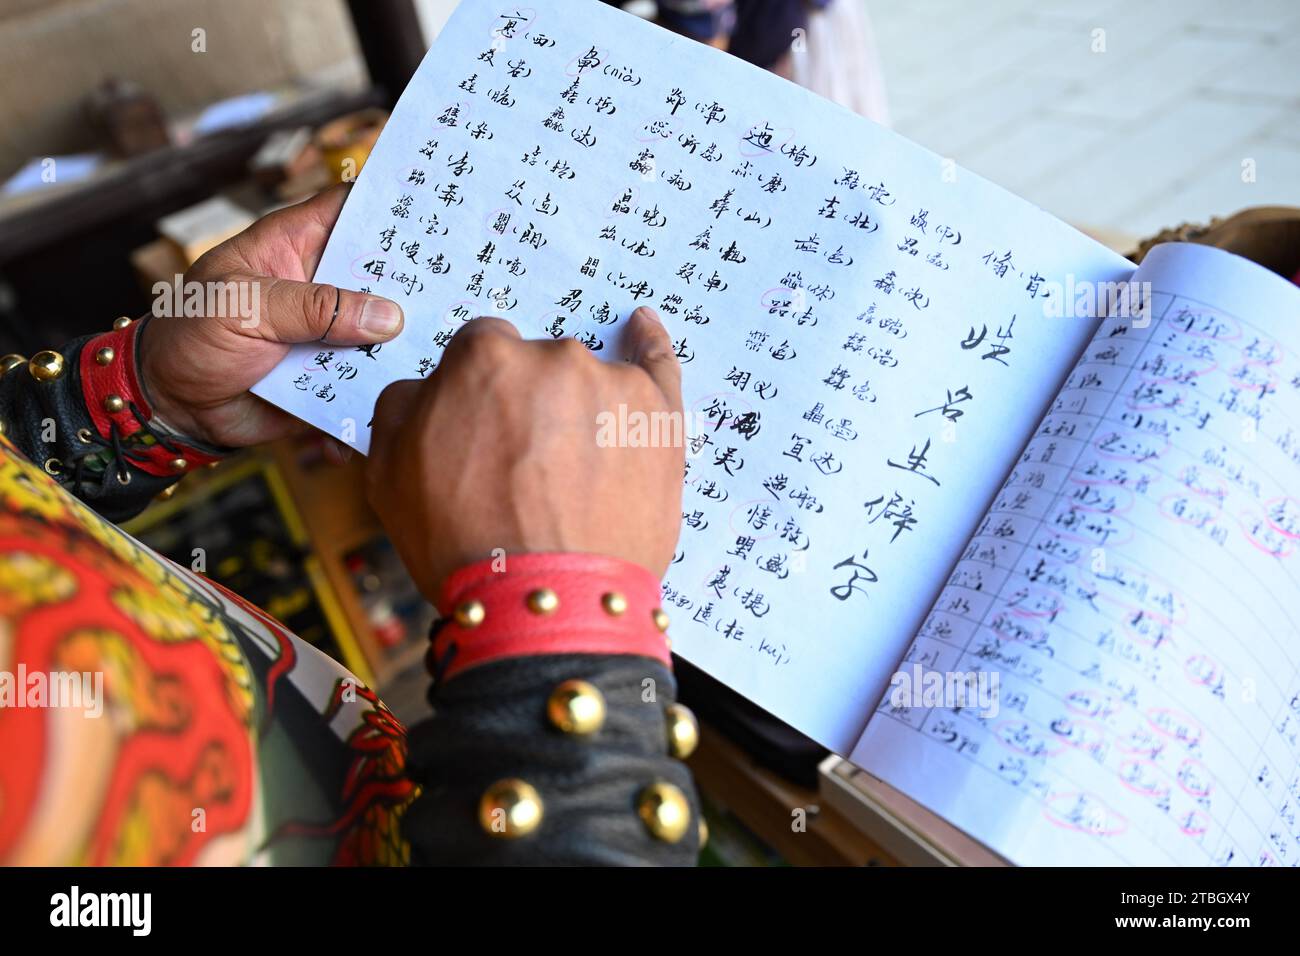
[253,0,1132,752]
[855,242,1300,865]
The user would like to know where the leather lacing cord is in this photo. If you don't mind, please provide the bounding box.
[55,399,182,492]
[425,618,458,688]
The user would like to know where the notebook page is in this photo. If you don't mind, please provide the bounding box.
[252,0,1131,752]
[852,242,1300,865]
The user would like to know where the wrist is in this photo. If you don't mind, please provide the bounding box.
[132,316,207,441]
[80,317,227,477]
[429,551,673,683]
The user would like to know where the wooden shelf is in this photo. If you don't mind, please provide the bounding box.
[687,723,899,866]
[0,86,381,265]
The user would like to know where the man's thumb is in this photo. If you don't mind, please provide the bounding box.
[248,276,404,345]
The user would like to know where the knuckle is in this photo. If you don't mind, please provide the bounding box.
[641,344,677,368]
[307,283,337,325]
[554,337,592,363]
[459,327,516,365]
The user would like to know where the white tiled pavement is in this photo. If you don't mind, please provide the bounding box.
[866,0,1300,244]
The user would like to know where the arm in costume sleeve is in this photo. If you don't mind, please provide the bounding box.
[0,317,226,523]
[0,433,699,864]
[403,552,702,865]
[1,324,699,865]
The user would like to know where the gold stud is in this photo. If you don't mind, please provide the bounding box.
[546,679,606,735]
[478,778,543,838]
[0,354,25,377]
[652,608,670,632]
[28,351,65,382]
[601,591,628,616]
[526,587,559,615]
[95,346,116,366]
[104,394,125,413]
[155,484,178,501]
[665,702,699,759]
[636,781,691,844]
[698,818,709,848]
[0,419,6,437]
[167,457,188,474]
[112,316,132,331]
[453,599,485,628]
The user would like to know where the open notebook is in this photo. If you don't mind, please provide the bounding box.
[252,0,1300,866]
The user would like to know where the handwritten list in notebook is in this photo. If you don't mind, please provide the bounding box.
[253,0,1133,753]
[854,243,1300,866]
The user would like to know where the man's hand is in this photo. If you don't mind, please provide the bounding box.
[366,308,685,600]
[138,185,405,447]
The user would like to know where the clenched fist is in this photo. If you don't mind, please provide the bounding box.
[366,308,685,601]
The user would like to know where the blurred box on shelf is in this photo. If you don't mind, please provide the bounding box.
[156,195,256,267]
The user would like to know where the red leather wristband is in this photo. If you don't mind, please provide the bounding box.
[79,317,223,477]
[431,551,673,681]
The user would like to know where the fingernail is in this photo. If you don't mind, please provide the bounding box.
[631,306,661,323]
[360,297,403,337]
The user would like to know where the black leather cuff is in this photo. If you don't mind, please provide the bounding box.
[403,653,701,866]
[0,337,180,522]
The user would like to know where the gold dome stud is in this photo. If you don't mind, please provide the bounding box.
[168,458,188,474]
[155,484,178,502]
[95,346,116,366]
[636,781,691,844]
[478,778,543,838]
[546,679,606,736]
[0,419,6,437]
[452,598,485,628]
[526,587,559,615]
[601,591,628,616]
[665,702,699,759]
[112,316,132,331]
[29,351,65,382]
[0,354,25,377]
[698,818,709,848]
[104,394,125,413]
[652,607,670,632]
